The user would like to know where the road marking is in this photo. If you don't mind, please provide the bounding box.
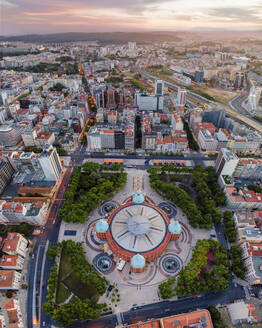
[39,240,49,327]
[32,245,42,327]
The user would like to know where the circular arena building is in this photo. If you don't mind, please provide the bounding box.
[96,190,182,270]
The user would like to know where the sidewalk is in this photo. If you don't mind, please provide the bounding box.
[17,249,30,327]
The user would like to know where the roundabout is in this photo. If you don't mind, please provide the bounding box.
[159,253,183,275]
[158,202,178,219]
[93,253,115,274]
[101,201,119,216]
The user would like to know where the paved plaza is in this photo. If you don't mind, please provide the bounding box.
[59,168,215,312]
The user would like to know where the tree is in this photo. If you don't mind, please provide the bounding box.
[43,241,109,326]
[159,278,175,299]
[247,185,262,193]
[230,246,247,280]
[208,306,225,328]
[24,146,42,153]
[223,211,237,243]
[175,239,229,296]
[46,242,62,259]
[59,163,127,223]
[56,147,67,156]
[6,291,13,298]
[183,120,199,150]
[49,83,65,92]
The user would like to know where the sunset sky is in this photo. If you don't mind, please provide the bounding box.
[1,0,262,35]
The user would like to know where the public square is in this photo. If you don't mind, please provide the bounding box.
[58,168,215,312]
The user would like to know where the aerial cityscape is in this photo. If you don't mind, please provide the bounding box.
[0,1,262,328]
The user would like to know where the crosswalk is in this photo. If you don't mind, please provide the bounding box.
[244,286,251,299]
[116,312,124,326]
[133,176,144,191]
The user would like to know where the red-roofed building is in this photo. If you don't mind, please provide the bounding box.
[3,298,15,310]
[194,122,216,138]
[2,233,27,258]
[34,131,55,147]
[172,113,183,131]
[240,242,262,284]
[225,187,262,210]
[0,255,24,271]
[0,270,21,290]
[122,310,213,328]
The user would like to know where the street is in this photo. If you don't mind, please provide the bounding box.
[67,221,248,328]
[27,167,73,328]
[68,283,246,328]
[28,154,248,328]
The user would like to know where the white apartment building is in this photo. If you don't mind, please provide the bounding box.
[176,87,187,106]
[198,129,218,152]
[172,113,183,131]
[240,242,261,284]
[247,85,262,115]
[87,128,102,150]
[216,148,239,177]
[38,145,62,181]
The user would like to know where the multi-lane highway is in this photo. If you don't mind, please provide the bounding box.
[67,212,248,328]
[69,282,246,328]
[139,69,262,135]
[27,150,247,328]
[27,167,72,328]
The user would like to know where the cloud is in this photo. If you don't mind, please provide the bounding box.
[207,6,262,24]
[1,0,262,35]
[5,0,171,14]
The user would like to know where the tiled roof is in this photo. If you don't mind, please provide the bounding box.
[3,298,15,310]
[0,270,15,288]
[0,255,19,267]
[2,233,22,253]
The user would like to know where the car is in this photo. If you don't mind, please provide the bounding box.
[107,285,113,292]
[192,296,198,299]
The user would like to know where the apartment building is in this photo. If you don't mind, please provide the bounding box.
[0,270,21,290]
[0,124,23,147]
[0,200,46,225]
[0,255,24,271]
[2,233,28,258]
[0,158,16,194]
[224,187,262,210]
[240,242,262,284]
[38,145,62,181]
[198,129,218,152]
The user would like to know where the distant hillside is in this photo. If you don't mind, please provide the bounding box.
[0,32,181,44]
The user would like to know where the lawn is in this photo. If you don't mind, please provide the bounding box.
[58,248,73,280]
[56,248,73,304]
[57,247,97,302]
[56,282,71,304]
[63,270,97,300]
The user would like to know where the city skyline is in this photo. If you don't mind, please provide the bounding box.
[1,0,262,35]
